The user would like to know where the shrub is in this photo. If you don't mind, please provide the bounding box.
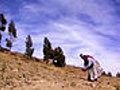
[107,72,112,77]
[116,72,120,78]
[53,47,66,67]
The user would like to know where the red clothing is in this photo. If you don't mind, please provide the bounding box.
[83,55,94,60]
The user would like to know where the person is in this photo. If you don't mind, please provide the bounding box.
[80,54,103,82]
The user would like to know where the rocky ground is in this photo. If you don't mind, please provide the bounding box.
[0,48,120,90]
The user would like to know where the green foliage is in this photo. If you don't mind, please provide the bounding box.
[116,72,120,78]
[0,27,6,32]
[8,21,17,38]
[0,14,7,24]
[26,35,33,48]
[53,47,66,67]
[5,38,13,50]
[44,37,52,49]
[0,14,7,47]
[25,35,34,58]
[43,37,53,61]
[0,32,2,46]
[43,37,66,67]
[25,47,34,58]
[0,14,7,31]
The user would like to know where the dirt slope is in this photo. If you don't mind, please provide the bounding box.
[0,48,120,90]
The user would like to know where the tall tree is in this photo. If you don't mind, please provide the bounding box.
[43,37,53,62]
[0,14,7,47]
[25,35,34,58]
[44,37,52,49]
[0,32,2,46]
[0,13,7,31]
[26,35,32,48]
[8,20,17,38]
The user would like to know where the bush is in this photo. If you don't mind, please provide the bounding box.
[43,37,66,67]
[53,47,66,67]
[107,72,112,77]
[116,72,120,78]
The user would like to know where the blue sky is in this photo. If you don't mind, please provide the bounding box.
[1,0,120,75]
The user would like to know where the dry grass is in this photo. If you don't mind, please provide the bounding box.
[0,47,120,90]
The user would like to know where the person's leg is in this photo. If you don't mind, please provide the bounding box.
[88,69,94,81]
[93,66,98,81]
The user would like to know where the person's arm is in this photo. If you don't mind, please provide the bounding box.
[82,60,94,71]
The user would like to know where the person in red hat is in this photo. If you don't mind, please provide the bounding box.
[80,54,103,82]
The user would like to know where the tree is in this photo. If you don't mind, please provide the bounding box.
[0,14,7,47]
[5,20,17,50]
[44,37,52,49]
[0,13,7,31]
[26,35,32,48]
[0,32,2,46]
[116,72,120,78]
[107,72,112,77]
[5,38,12,50]
[25,35,34,58]
[53,46,66,67]
[8,20,17,38]
[25,47,34,58]
[43,37,53,62]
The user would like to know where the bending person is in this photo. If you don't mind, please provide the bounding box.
[80,54,103,82]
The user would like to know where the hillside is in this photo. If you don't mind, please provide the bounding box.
[0,47,120,90]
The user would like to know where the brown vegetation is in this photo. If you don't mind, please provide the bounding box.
[0,47,120,90]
